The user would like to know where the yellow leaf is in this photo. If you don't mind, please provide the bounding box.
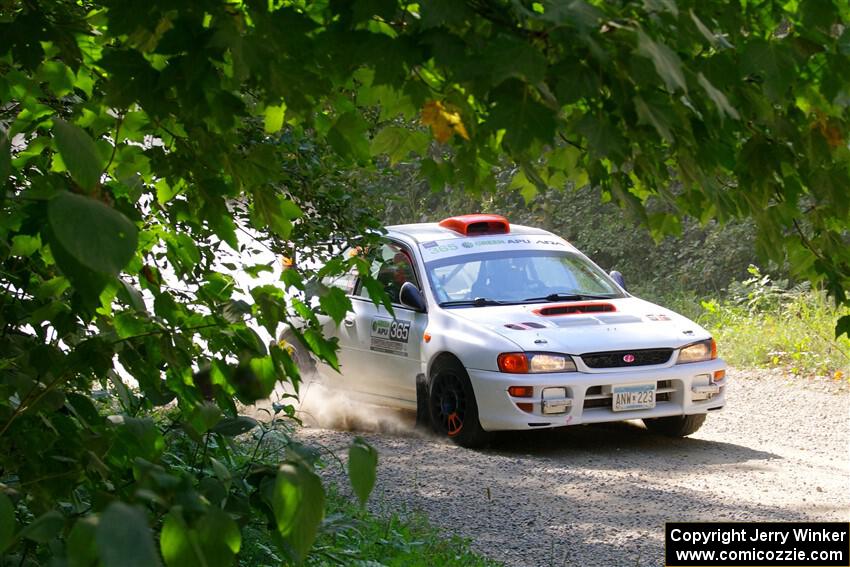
[421,100,469,143]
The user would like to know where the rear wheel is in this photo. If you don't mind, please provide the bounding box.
[643,413,706,437]
[428,359,490,448]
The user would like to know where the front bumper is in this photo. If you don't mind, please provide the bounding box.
[467,359,727,431]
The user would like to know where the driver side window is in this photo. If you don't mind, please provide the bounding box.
[358,242,419,304]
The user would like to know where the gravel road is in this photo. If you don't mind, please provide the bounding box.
[296,369,850,567]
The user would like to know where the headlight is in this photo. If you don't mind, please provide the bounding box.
[676,339,717,364]
[497,352,577,373]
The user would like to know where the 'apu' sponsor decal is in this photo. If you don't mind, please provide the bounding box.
[370,317,411,356]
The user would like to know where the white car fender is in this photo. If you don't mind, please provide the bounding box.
[422,309,522,376]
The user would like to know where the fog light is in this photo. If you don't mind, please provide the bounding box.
[508,386,534,398]
[516,402,534,413]
[713,369,726,382]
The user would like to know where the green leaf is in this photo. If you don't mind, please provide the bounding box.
[48,192,138,275]
[159,513,192,567]
[348,437,378,506]
[252,190,296,240]
[44,226,111,308]
[210,415,258,436]
[251,284,287,336]
[119,279,147,312]
[741,39,793,102]
[534,0,603,30]
[370,126,430,165]
[644,0,677,17]
[327,111,370,162]
[155,179,182,204]
[546,145,581,172]
[488,81,557,153]
[418,0,473,29]
[96,503,161,567]
[358,275,394,315]
[271,461,325,562]
[636,31,686,93]
[188,402,223,435]
[0,493,16,552]
[10,234,41,257]
[509,169,537,203]
[836,315,850,340]
[634,96,674,142]
[485,36,547,86]
[0,130,10,190]
[53,119,105,192]
[264,103,287,134]
[689,9,720,47]
[697,73,739,121]
[280,198,302,220]
[67,517,99,567]
[319,286,352,325]
[114,311,147,339]
[210,457,232,488]
[576,114,627,161]
[161,508,241,567]
[19,510,63,543]
[839,27,850,56]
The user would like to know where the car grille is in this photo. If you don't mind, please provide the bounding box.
[581,348,673,369]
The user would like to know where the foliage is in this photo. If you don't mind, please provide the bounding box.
[1,2,390,562]
[297,487,501,567]
[642,267,850,377]
[376,173,766,294]
[373,0,849,328]
[1,0,850,564]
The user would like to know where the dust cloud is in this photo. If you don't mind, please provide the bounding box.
[247,376,424,438]
[296,380,421,437]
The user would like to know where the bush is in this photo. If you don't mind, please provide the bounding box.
[639,267,850,377]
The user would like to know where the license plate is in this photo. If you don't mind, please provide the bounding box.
[612,383,656,412]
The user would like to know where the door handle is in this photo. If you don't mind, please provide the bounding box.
[343,317,355,327]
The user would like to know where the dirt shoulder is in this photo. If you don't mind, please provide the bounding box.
[297,368,850,567]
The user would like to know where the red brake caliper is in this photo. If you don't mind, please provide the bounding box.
[446,412,463,436]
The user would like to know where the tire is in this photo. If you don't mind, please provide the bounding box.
[643,413,706,437]
[428,359,490,448]
[415,374,430,431]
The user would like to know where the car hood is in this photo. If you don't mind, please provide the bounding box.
[443,297,709,354]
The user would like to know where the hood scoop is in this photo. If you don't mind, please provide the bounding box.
[504,321,549,330]
[534,302,616,316]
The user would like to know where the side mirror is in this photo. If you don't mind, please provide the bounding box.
[609,270,627,291]
[399,282,427,311]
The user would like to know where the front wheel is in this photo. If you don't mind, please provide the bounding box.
[643,413,706,437]
[428,360,490,448]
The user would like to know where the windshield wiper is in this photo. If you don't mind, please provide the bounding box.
[522,292,615,302]
[439,297,512,307]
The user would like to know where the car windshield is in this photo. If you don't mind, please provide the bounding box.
[425,250,625,306]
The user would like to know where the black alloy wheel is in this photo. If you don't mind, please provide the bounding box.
[428,359,490,448]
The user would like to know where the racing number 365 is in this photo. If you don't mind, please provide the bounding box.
[389,320,410,341]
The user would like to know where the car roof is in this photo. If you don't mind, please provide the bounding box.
[386,222,555,243]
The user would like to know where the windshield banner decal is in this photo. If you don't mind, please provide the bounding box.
[420,237,569,258]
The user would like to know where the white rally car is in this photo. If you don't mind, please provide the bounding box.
[292,214,726,447]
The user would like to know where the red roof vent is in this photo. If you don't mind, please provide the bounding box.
[438,214,510,236]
